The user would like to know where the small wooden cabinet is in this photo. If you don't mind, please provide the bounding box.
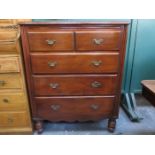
[20,22,128,133]
[0,19,32,134]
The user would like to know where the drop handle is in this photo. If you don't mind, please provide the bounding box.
[48,61,57,67]
[90,104,99,110]
[51,104,61,111]
[0,80,6,86]
[46,39,56,45]
[93,38,104,45]
[91,60,102,67]
[49,83,59,89]
[91,81,102,88]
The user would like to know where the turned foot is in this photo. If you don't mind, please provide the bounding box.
[34,120,43,134]
[108,118,116,132]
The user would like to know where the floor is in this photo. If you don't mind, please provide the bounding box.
[36,95,155,135]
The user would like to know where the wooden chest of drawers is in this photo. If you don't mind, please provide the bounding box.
[0,20,32,134]
[20,22,128,133]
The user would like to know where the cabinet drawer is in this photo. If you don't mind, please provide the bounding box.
[0,111,30,127]
[0,56,20,73]
[0,44,18,53]
[33,75,118,96]
[35,96,115,121]
[28,31,74,51]
[75,29,122,51]
[0,92,27,111]
[31,53,119,74]
[0,73,22,89]
[0,29,19,53]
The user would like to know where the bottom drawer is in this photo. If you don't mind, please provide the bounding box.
[35,96,115,121]
[0,111,30,127]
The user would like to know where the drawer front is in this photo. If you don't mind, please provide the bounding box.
[31,53,119,74]
[0,56,20,73]
[0,43,17,53]
[33,75,118,96]
[35,96,115,121]
[0,111,30,127]
[76,29,122,51]
[0,93,27,110]
[0,31,17,40]
[0,73,22,89]
[0,29,18,53]
[28,32,74,51]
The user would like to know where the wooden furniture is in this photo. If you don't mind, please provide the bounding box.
[0,19,32,134]
[20,22,128,133]
[141,80,155,106]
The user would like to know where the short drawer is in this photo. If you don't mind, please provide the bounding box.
[0,56,20,73]
[27,31,74,51]
[75,29,122,51]
[35,96,115,121]
[0,111,30,127]
[31,53,119,74]
[0,73,22,89]
[0,92,27,111]
[0,43,18,53]
[33,75,118,96]
[0,30,19,53]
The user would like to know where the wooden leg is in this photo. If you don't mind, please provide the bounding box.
[108,118,116,132]
[34,120,43,134]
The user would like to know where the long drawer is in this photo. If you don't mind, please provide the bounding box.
[0,73,22,89]
[35,96,115,121]
[0,56,20,73]
[0,111,30,127]
[0,92,27,111]
[33,75,118,96]
[31,53,119,74]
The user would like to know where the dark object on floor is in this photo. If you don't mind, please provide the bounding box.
[141,80,155,106]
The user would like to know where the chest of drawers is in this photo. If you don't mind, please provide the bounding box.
[0,19,32,134]
[20,22,128,133]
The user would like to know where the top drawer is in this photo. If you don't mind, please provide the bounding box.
[27,31,74,51]
[76,29,122,51]
[0,25,19,54]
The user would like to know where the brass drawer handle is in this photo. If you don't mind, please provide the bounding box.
[48,61,57,67]
[51,104,61,111]
[90,104,99,110]
[93,38,104,45]
[46,39,56,45]
[3,98,9,103]
[91,60,102,67]
[49,83,59,89]
[0,80,6,86]
[91,81,102,88]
